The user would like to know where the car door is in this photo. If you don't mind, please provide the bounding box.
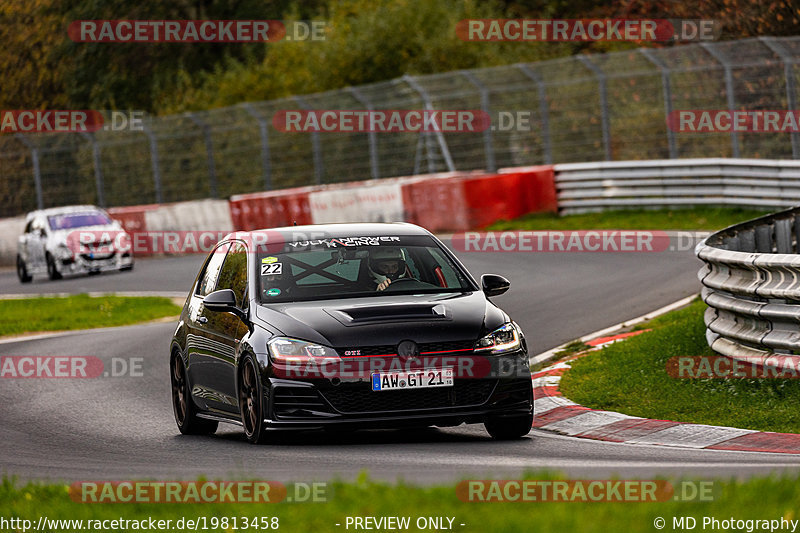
[199,241,250,414]
[185,242,230,412]
[27,216,48,269]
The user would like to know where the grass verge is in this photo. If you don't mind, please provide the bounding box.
[0,294,182,337]
[3,474,800,532]
[559,299,800,434]
[488,207,772,231]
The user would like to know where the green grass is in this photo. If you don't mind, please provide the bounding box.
[4,474,800,532]
[0,294,182,336]
[559,299,800,434]
[488,207,773,231]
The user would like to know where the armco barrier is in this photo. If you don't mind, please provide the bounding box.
[555,158,800,214]
[696,206,800,368]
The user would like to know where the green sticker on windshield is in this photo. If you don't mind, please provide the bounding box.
[262,256,278,264]
[266,288,281,296]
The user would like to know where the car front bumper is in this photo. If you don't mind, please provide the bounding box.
[59,250,133,274]
[261,371,533,430]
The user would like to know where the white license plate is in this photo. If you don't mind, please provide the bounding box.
[371,368,453,391]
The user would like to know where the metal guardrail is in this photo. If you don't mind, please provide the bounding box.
[696,206,800,364]
[556,158,800,214]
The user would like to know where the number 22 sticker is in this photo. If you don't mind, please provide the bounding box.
[261,263,283,275]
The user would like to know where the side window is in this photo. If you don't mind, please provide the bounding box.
[24,220,34,234]
[215,242,248,307]
[196,243,230,297]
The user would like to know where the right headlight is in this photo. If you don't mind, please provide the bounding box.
[474,323,521,354]
[267,337,340,363]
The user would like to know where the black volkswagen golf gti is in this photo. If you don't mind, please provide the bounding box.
[170,223,533,443]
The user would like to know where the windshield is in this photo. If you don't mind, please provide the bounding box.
[47,211,112,230]
[257,235,475,303]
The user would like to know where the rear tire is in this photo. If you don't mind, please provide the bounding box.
[170,354,218,435]
[16,255,32,283]
[239,354,269,444]
[484,412,533,440]
[46,253,62,280]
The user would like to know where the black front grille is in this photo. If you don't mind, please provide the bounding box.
[419,340,474,353]
[273,387,332,417]
[321,379,497,413]
[337,339,475,357]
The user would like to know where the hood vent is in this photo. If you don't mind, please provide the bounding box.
[327,304,450,325]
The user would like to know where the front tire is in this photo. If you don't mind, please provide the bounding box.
[484,412,533,440]
[171,354,218,435]
[16,255,32,283]
[46,253,62,280]
[239,354,269,444]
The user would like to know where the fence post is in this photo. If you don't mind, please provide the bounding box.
[402,74,456,172]
[294,96,324,185]
[577,56,612,161]
[516,64,553,165]
[460,70,496,173]
[640,48,678,159]
[242,103,273,190]
[141,122,163,203]
[759,37,800,159]
[14,134,43,210]
[347,86,381,179]
[80,132,106,207]
[188,113,219,198]
[701,43,740,158]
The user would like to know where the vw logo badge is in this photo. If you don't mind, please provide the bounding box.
[397,340,419,363]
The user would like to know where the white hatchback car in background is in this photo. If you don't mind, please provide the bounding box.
[16,205,134,283]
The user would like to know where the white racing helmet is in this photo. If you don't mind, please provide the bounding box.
[368,247,407,283]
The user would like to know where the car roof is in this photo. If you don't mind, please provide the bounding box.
[26,205,105,220]
[222,222,433,244]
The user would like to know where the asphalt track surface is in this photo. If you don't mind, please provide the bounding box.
[2,240,800,483]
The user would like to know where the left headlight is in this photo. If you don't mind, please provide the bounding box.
[474,323,521,354]
[56,243,73,259]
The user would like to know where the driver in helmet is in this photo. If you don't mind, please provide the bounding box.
[368,247,410,291]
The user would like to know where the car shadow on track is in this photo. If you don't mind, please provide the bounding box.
[171,425,512,447]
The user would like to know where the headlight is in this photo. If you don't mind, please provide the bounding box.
[474,323,521,354]
[267,337,340,363]
[56,243,73,259]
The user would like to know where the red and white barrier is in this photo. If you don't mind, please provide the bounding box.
[0,165,557,264]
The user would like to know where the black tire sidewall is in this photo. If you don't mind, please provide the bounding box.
[240,355,267,444]
[16,256,31,283]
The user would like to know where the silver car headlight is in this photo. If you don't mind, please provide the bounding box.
[474,323,521,354]
[56,243,73,259]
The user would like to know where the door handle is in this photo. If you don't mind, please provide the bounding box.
[197,316,208,324]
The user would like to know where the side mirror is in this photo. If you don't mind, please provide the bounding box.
[481,274,510,297]
[38,228,46,238]
[203,289,245,319]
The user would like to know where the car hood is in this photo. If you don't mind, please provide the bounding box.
[255,291,508,348]
[50,224,124,244]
